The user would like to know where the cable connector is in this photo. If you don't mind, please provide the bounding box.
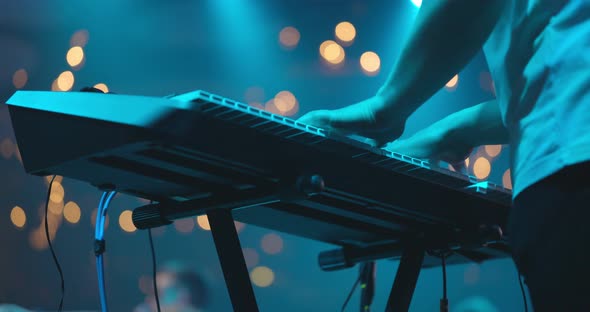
[94,239,106,256]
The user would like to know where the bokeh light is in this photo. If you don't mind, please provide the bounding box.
[320,40,345,65]
[445,74,459,90]
[242,248,259,268]
[45,175,63,185]
[51,79,60,91]
[44,212,62,236]
[29,229,48,250]
[473,157,491,180]
[63,201,81,224]
[94,83,109,93]
[10,206,26,228]
[265,99,281,115]
[335,21,356,43]
[174,218,195,233]
[1,138,15,159]
[273,91,298,116]
[66,46,84,68]
[502,169,512,189]
[48,200,64,215]
[261,233,284,255]
[57,71,75,91]
[360,51,381,75]
[50,182,65,203]
[250,266,275,287]
[484,145,502,158]
[279,26,300,49]
[12,69,28,89]
[70,29,89,47]
[119,210,136,232]
[35,207,62,241]
[325,43,345,64]
[197,215,211,231]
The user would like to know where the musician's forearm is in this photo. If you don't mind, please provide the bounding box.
[375,0,505,120]
[444,100,509,147]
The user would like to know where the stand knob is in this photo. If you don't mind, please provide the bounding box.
[297,174,325,196]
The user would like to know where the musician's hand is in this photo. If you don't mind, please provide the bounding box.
[297,95,407,147]
[385,126,473,171]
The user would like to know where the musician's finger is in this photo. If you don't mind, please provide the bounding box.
[360,137,380,148]
[450,149,473,173]
[446,156,472,173]
[297,110,332,129]
[383,139,412,153]
[325,126,352,138]
[374,136,392,149]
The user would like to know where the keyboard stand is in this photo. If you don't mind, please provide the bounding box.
[318,226,505,311]
[208,208,260,312]
[206,213,427,312]
[385,242,425,312]
[132,174,325,312]
[318,239,426,312]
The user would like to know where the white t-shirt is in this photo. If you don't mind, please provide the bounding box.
[483,0,590,198]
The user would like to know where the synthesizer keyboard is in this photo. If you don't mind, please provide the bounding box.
[6,90,511,249]
[6,90,516,312]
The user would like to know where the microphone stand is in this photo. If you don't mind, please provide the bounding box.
[360,261,376,312]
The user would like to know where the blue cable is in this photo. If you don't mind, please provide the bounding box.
[94,192,108,238]
[98,192,116,239]
[95,191,109,312]
[95,191,117,312]
[96,255,107,312]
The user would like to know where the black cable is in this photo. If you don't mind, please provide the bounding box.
[45,175,64,312]
[442,254,447,299]
[148,228,161,312]
[429,249,452,312]
[341,275,361,312]
[440,253,448,312]
[516,269,529,312]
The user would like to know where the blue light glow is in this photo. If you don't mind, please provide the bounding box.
[410,0,422,8]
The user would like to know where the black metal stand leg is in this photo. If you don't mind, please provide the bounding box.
[207,209,259,312]
[385,243,425,312]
